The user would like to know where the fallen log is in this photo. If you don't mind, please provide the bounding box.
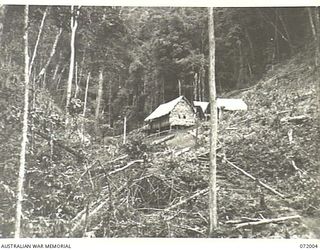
[35,130,83,159]
[175,147,191,157]
[225,217,261,224]
[105,154,128,164]
[68,199,109,236]
[223,157,285,199]
[280,115,310,123]
[108,159,143,175]
[235,215,301,229]
[151,134,175,145]
[68,180,130,236]
[164,188,209,211]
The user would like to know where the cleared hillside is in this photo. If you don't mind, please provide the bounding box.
[0,49,319,238]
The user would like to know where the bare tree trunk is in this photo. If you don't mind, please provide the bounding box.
[66,6,78,115]
[81,72,90,143]
[208,7,218,237]
[162,76,165,102]
[29,7,48,75]
[308,8,316,39]
[52,63,59,80]
[278,9,293,54]
[193,73,198,101]
[108,80,112,127]
[75,50,86,98]
[15,5,29,238]
[0,5,5,45]
[83,72,90,118]
[271,10,278,70]
[196,71,200,101]
[178,79,182,96]
[37,28,62,80]
[314,8,320,137]
[123,116,126,144]
[237,40,245,89]
[74,61,79,98]
[95,69,103,134]
[201,67,205,101]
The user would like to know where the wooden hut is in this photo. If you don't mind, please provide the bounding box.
[144,96,196,132]
[193,98,247,120]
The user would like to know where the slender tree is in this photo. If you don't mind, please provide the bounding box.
[66,6,79,116]
[208,6,218,237]
[314,8,320,142]
[29,7,48,75]
[0,5,5,45]
[15,5,29,238]
[37,27,62,81]
[95,68,104,134]
[81,72,90,144]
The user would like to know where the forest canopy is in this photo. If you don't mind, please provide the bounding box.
[0,6,313,132]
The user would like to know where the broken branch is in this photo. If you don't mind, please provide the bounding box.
[35,130,84,159]
[235,215,301,229]
[151,134,175,145]
[223,157,285,199]
[165,188,208,211]
[108,159,143,175]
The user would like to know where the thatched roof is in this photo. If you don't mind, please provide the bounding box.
[144,96,190,122]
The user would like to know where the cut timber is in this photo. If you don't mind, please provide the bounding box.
[151,134,175,145]
[105,154,128,164]
[175,147,191,157]
[69,199,109,235]
[35,130,84,159]
[108,160,143,175]
[226,217,261,224]
[280,115,310,123]
[235,215,301,229]
[223,158,285,199]
[165,188,209,211]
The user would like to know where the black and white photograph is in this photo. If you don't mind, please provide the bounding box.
[0,2,319,242]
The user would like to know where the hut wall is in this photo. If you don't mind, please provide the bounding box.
[169,99,195,127]
[150,115,170,130]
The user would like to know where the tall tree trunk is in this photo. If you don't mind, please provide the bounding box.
[75,50,86,98]
[66,6,78,115]
[278,9,293,54]
[208,7,218,237]
[52,63,59,80]
[162,76,165,102]
[74,61,78,98]
[123,116,126,144]
[271,10,278,69]
[237,40,245,89]
[108,80,112,127]
[29,7,48,75]
[197,71,201,101]
[314,8,320,139]
[201,67,205,101]
[193,73,198,101]
[37,27,62,81]
[81,72,90,144]
[178,79,182,96]
[83,72,90,118]
[0,5,5,45]
[95,69,103,134]
[308,8,317,39]
[15,5,29,238]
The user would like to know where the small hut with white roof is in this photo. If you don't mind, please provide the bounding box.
[144,96,196,131]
